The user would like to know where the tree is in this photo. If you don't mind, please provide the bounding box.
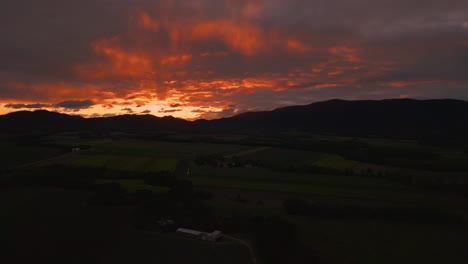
[251,216,304,264]
[283,198,315,215]
[169,179,194,201]
[89,182,126,206]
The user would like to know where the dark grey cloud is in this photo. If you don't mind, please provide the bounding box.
[4,103,50,109]
[198,107,239,119]
[0,1,131,80]
[122,107,134,113]
[158,109,182,113]
[54,100,95,109]
[222,84,468,114]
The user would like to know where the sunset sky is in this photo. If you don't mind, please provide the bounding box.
[1,0,467,119]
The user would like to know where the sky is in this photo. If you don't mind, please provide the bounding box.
[0,0,467,119]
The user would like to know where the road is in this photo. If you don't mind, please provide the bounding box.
[224,234,257,264]
[16,152,76,169]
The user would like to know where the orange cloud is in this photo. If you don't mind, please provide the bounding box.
[385,80,436,87]
[76,36,154,80]
[139,12,160,32]
[286,39,312,53]
[161,54,192,65]
[188,20,266,55]
[329,46,363,63]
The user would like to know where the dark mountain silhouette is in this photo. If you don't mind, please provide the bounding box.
[206,99,468,139]
[0,110,84,132]
[0,111,190,134]
[2,99,468,141]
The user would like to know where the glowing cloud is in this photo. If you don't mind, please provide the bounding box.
[1,0,467,119]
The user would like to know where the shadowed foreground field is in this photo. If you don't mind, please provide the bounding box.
[2,135,468,264]
[0,188,250,264]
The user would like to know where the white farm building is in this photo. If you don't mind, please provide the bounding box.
[176,228,223,242]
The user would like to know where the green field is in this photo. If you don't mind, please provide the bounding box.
[293,218,468,264]
[95,179,170,193]
[226,146,272,158]
[307,154,358,170]
[240,147,324,164]
[3,135,468,264]
[0,188,250,264]
[234,147,359,172]
[0,136,63,168]
[78,140,252,159]
[35,139,255,173]
[190,164,405,190]
[53,154,179,172]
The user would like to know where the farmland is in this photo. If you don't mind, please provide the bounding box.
[48,154,179,173]
[95,179,170,193]
[2,132,468,264]
[0,187,249,264]
[0,135,63,169]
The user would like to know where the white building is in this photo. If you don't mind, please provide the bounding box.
[72,148,81,152]
[176,228,203,237]
[176,228,223,242]
[201,230,223,242]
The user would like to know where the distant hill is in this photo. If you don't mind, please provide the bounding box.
[2,99,468,141]
[0,110,84,133]
[206,99,468,139]
[0,111,190,134]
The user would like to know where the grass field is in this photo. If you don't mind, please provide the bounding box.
[78,140,253,159]
[95,179,170,193]
[189,176,461,209]
[36,153,179,173]
[203,190,468,264]
[226,146,271,158]
[307,154,358,171]
[57,154,179,172]
[0,188,250,264]
[4,136,468,264]
[293,217,468,264]
[240,147,324,164]
[0,136,63,168]
[188,163,466,214]
[234,146,360,172]
[36,139,254,172]
[190,164,408,192]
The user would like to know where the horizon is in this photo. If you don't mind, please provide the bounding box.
[1,0,467,119]
[2,97,467,121]
[2,2,468,259]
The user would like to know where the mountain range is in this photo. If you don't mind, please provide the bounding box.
[2,99,468,141]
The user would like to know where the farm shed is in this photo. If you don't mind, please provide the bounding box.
[201,230,223,242]
[177,228,203,237]
[176,228,223,242]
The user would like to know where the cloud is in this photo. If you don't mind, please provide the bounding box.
[0,0,467,119]
[4,103,50,109]
[122,107,134,113]
[158,109,182,113]
[198,106,239,119]
[191,109,207,113]
[54,99,95,109]
[141,110,151,114]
